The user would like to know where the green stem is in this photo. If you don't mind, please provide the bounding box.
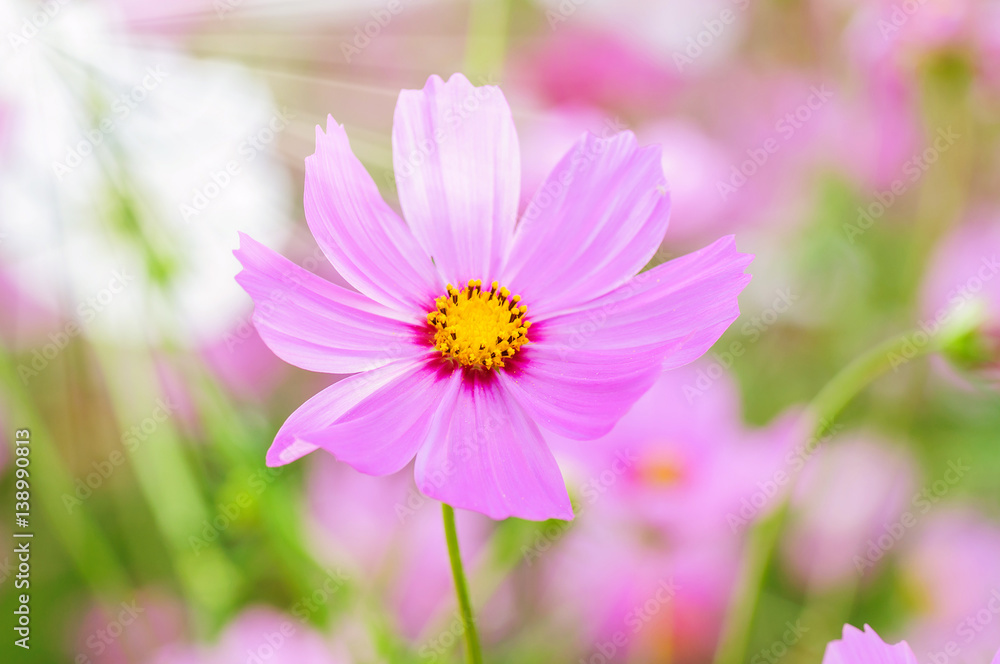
[442,503,484,664]
[463,0,511,81]
[0,348,130,601]
[94,346,242,622]
[712,328,942,664]
[809,330,943,432]
[712,503,788,664]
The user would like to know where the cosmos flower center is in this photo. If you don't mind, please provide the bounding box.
[427,280,531,369]
[637,450,686,486]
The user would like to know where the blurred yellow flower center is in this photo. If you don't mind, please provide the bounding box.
[638,451,686,486]
[427,280,531,369]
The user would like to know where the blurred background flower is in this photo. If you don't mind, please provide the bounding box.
[2,0,1000,663]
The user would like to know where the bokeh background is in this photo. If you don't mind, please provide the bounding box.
[2,0,1000,663]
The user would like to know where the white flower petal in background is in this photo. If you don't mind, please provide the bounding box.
[0,0,293,346]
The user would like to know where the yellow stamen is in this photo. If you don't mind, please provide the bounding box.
[427,279,531,369]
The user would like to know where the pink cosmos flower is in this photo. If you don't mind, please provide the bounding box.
[921,215,1000,387]
[546,361,799,544]
[822,625,919,664]
[513,28,679,112]
[74,589,186,664]
[542,517,736,664]
[823,622,1000,664]
[537,363,797,663]
[515,104,618,214]
[782,435,917,590]
[303,456,512,640]
[235,73,752,521]
[152,606,346,664]
[201,325,287,402]
[898,508,1000,664]
[638,121,749,247]
[516,105,748,248]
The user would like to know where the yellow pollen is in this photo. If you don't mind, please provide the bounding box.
[426,279,531,369]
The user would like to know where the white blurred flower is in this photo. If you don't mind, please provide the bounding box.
[0,0,293,346]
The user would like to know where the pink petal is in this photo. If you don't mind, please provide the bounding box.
[234,233,427,374]
[490,237,749,440]
[392,73,520,285]
[267,358,429,466]
[498,347,662,440]
[535,236,752,361]
[659,319,739,371]
[214,608,338,664]
[502,131,671,319]
[822,625,919,664]
[414,372,573,521]
[301,359,451,476]
[305,117,442,312]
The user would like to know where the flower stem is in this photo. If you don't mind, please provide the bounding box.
[808,330,941,433]
[463,0,511,81]
[712,328,942,664]
[442,503,484,664]
[712,502,788,664]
